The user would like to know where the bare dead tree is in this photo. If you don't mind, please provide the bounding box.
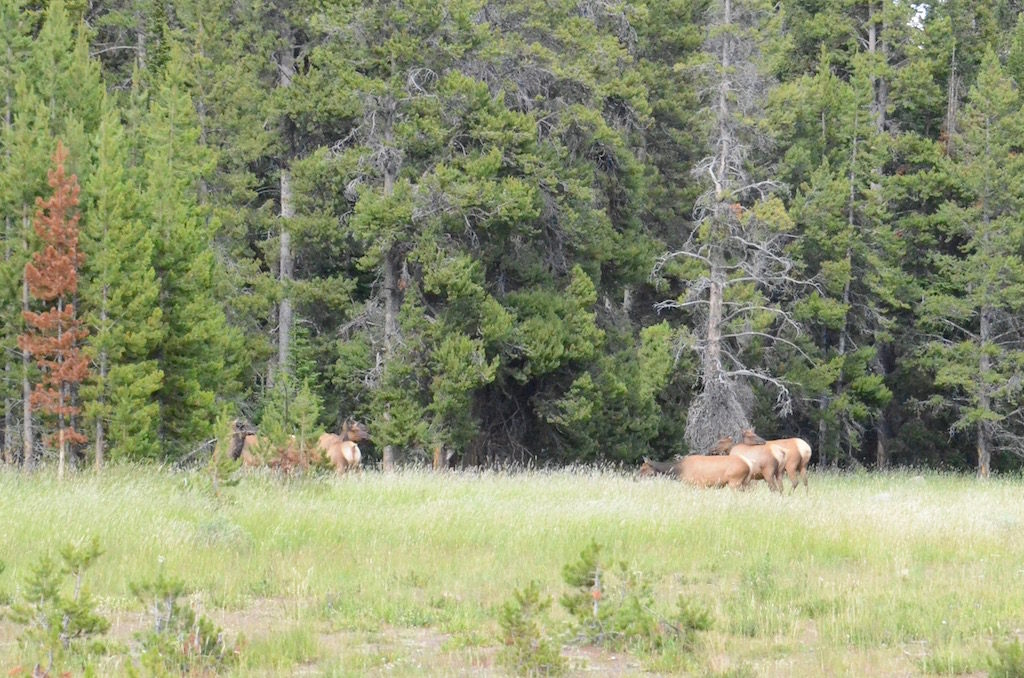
[654,0,812,454]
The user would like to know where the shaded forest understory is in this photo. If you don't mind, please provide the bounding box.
[3,0,1024,474]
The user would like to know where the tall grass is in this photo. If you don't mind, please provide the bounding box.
[1,465,1022,675]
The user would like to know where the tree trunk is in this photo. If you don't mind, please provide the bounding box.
[381,244,399,471]
[703,258,725,386]
[977,305,992,478]
[380,100,401,472]
[22,213,32,468]
[875,417,891,469]
[57,297,65,480]
[95,354,106,472]
[278,168,293,376]
[818,398,828,468]
[277,34,296,380]
[3,75,12,465]
[867,1,888,132]
[944,47,959,154]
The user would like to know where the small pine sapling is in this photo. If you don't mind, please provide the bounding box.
[206,408,242,498]
[497,580,567,677]
[128,562,240,676]
[8,536,110,675]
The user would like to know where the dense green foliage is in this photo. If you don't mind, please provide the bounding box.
[2,0,1024,472]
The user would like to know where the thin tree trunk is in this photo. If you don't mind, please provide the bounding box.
[818,398,828,468]
[875,416,891,469]
[867,1,887,133]
[380,98,400,472]
[977,305,992,478]
[3,72,11,465]
[95,306,107,471]
[22,213,32,468]
[945,47,958,154]
[277,33,295,380]
[381,244,399,471]
[3,212,11,465]
[57,297,65,480]
[278,169,293,375]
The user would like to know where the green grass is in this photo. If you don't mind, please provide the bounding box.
[1,465,1022,675]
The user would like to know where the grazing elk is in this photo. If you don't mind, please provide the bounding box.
[640,454,753,489]
[713,435,786,493]
[317,419,369,474]
[740,429,812,493]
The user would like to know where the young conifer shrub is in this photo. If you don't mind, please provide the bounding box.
[8,536,109,675]
[128,564,240,676]
[560,540,712,656]
[497,580,568,677]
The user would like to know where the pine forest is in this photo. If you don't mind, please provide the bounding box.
[4,0,1024,476]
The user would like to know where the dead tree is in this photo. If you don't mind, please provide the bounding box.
[655,0,812,453]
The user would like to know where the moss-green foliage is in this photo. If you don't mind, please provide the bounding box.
[8,537,110,676]
[497,580,568,677]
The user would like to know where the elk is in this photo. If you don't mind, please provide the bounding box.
[229,420,315,472]
[640,454,753,489]
[739,429,812,493]
[713,435,786,493]
[317,419,369,474]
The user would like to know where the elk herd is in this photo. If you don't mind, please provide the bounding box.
[221,418,811,491]
[640,430,812,494]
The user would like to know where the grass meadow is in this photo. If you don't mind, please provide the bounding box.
[1,465,1023,676]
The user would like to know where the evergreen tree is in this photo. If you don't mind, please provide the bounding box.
[656,0,804,453]
[141,41,240,457]
[0,0,33,464]
[80,97,163,466]
[19,141,89,479]
[919,49,1024,477]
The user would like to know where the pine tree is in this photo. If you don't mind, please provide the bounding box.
[80,97,163,466]
[18,141,89,479]
[0,0,33,464]
[141,41,240,457]
[655,0,804,453]
[919,48,1024,477]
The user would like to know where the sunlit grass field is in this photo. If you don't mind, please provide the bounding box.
[1,465,1022,676]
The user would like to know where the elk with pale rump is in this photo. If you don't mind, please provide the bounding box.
[737,429,811,492]
[640,454,754,489]
[712,436,786,493]
[317,419,369,474]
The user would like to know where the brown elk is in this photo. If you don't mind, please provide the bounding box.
[640,454,753,489]
[317,419,369,474]
[229,420,316,472]
[713,435,786,493]
[739,429,812,493]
